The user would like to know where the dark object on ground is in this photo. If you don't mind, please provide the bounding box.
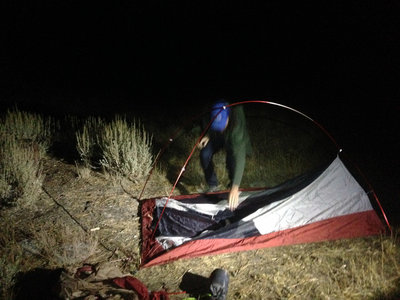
[179,272,210,296]
[13,268,64,300]
[209,268,229,300]
[179,269,229,300]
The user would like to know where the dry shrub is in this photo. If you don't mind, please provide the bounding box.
[76,116,153,182]
[99,117,153,181]
[0,135,44,206]
[76,116,104,168]
[0,108,53,156]
[0,109,53,206]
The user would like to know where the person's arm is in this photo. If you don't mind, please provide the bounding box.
[197,110,212,149]
[228,184,240,210]
[227,106,249,210]
[197,135,209,149]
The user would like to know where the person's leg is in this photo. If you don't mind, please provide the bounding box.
[200,142,218,187]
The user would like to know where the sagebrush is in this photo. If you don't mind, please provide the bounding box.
[0,109,53,206]
[76,116,153,181]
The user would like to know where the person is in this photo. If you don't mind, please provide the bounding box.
[198,100,252,211]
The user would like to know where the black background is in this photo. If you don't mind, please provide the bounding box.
[1,1,399,225]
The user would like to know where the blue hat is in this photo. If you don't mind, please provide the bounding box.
[210,101,230,131]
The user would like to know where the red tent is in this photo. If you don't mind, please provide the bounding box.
[140,101,390,268]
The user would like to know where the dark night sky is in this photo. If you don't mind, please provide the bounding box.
[1,1,400,223]
[2,1,399,109]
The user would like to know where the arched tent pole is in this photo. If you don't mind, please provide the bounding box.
[140,99,339,200]
[150,100,391,239]
[231,100,342,151]
[138,108,210,201]
[150,105,223,240]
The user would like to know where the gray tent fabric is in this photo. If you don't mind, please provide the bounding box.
[154,156,376,250]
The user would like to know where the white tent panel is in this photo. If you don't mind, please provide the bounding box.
[250,156,373,234]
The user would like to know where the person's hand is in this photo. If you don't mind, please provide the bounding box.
[198,136,209,149]
[228,184,240,211]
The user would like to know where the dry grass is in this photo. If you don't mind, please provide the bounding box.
[136,234,400,299]
[30,219,101,270]
[75,162,92,180]
[0,106,399,299]
[0,217,24,298]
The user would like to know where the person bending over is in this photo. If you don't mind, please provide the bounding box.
[198,100,252,211]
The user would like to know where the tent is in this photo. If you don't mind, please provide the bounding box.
[140,101,390,268]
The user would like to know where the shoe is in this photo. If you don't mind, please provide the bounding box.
[206,185,219,193]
